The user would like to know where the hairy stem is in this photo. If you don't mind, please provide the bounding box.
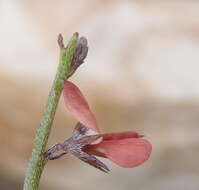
[23,33,78,190]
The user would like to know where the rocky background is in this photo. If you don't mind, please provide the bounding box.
[0,0,199,189]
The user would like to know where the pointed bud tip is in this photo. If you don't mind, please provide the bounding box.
[73,32,79,38]
[57,33,64,49]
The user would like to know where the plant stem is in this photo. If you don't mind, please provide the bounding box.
[23,33,78,190]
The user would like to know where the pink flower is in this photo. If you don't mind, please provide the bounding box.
[63,80,152,168]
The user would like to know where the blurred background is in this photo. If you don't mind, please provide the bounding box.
[1,0,199,189]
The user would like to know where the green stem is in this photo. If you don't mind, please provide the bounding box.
[23,33,78,190]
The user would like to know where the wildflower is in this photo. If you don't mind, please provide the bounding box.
[45,81,152,172]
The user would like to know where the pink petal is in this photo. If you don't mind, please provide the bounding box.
[63,81,99,132]
[102,131,142,140]
[86,138,152,168]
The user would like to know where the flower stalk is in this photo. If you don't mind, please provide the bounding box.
[23,33,79,190]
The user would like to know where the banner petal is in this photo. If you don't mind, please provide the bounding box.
[63,81,99,132]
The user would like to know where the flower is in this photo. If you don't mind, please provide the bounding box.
[62,80,152,169]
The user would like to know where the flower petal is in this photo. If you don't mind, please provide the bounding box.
[86,138,152,168]
[63,81,99,132]
[102,131,142,140]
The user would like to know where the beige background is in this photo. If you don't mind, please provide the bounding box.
[0,0,199,189]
